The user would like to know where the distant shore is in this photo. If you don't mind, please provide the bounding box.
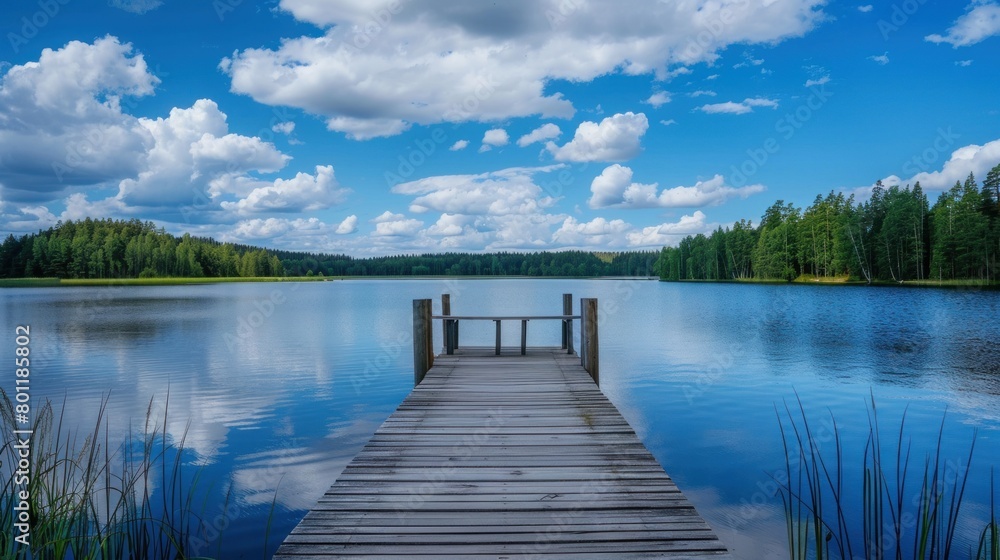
[0,275,660,287]
[0,277,323,287]
[661,274,1000,289]
[1,275,995,289]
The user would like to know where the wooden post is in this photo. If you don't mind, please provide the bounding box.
[520,319,528,356]
[566,316,574,355]
[561,293,572,350]
[442,293,452,355]
[413,299,432,386]
[449,320,459,354]
[579,297,587,369]
[582,298,599,386]
[427,303,435,370]
[494,320,502,355]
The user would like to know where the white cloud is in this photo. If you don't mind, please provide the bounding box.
[449,140,470,151]
[371,211,424,237]
[108,0,163,14]
[699,97,778,115]
[869,52,890,65]
[220,165,350,215]
[662,67,694,80]
[487,214,567,250]
[430,224,492,249]
[335,214,358,234]
[706,74,720,80]
[645,92,672,107]
[552,217,631,248]
[589,164,653,208]
[426,213,475,237]
[879,138,1000,191]
[183,216,357,257]
[660,119,677,126]
[626,211,715,247]
[223,0,827,138]
[517,123,561,147]
[926,2,1000,47]
[804,75,830,87]
[0,36,158,201]
[0,37,360,231]
[58,192,128,223]
[272,121,295,135]
[324,116,411,140]
[392,165,562,216]
[482,128,510,147]
[589,165,766,209]
[654,175,767,207]
[858,5,873,12]
[546,112,649,162]
[689,90,716,97]
[0,205,59,233]
[192,132,288,177]
[480,128,509,152]
[229,217,318,240]
[412,213,563,252]
[733,52,765,68]
[956,59,974,66]
[379,161,746,252]
[372,210,406,223]
[221,217,362,252]
[118,99,290,208]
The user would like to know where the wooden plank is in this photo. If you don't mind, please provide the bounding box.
[276,348,730,558]
[290,521,714,533]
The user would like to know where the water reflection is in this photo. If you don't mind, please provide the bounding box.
[2,279,999,559]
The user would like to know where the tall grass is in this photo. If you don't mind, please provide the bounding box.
[0,389,220,559]
[776,392,997,560]
[978,472,999,560]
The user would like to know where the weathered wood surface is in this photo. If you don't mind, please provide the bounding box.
[276,347,731,559]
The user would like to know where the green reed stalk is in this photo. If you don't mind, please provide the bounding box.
[0,388,249,559]
[778,393,985,560]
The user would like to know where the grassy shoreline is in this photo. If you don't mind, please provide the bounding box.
[663,276,1000,289]
[0,276,334,287]
[1,275,995,289]
[0,275,660,288]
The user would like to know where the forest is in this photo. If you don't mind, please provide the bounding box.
[656,166,1000,283]
[276,249,657,277]
[0,218,658,279]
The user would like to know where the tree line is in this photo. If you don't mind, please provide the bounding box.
[0,219,284,279]
[0,218,659,279]
[656,165,1000,283]
[268,249,658,277]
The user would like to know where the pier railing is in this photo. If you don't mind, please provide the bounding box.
[412,293,599,386]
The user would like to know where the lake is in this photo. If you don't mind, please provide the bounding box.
[2,279,999,558]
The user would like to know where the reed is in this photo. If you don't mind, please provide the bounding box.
[0,389,224,559]
[978,471,999,560]
[776,392,988,560]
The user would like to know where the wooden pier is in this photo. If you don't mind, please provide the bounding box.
[276,295,730,559]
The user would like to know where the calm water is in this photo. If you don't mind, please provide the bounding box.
[2,279,999,558]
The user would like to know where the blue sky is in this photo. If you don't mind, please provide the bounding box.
[1,0,998,255]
